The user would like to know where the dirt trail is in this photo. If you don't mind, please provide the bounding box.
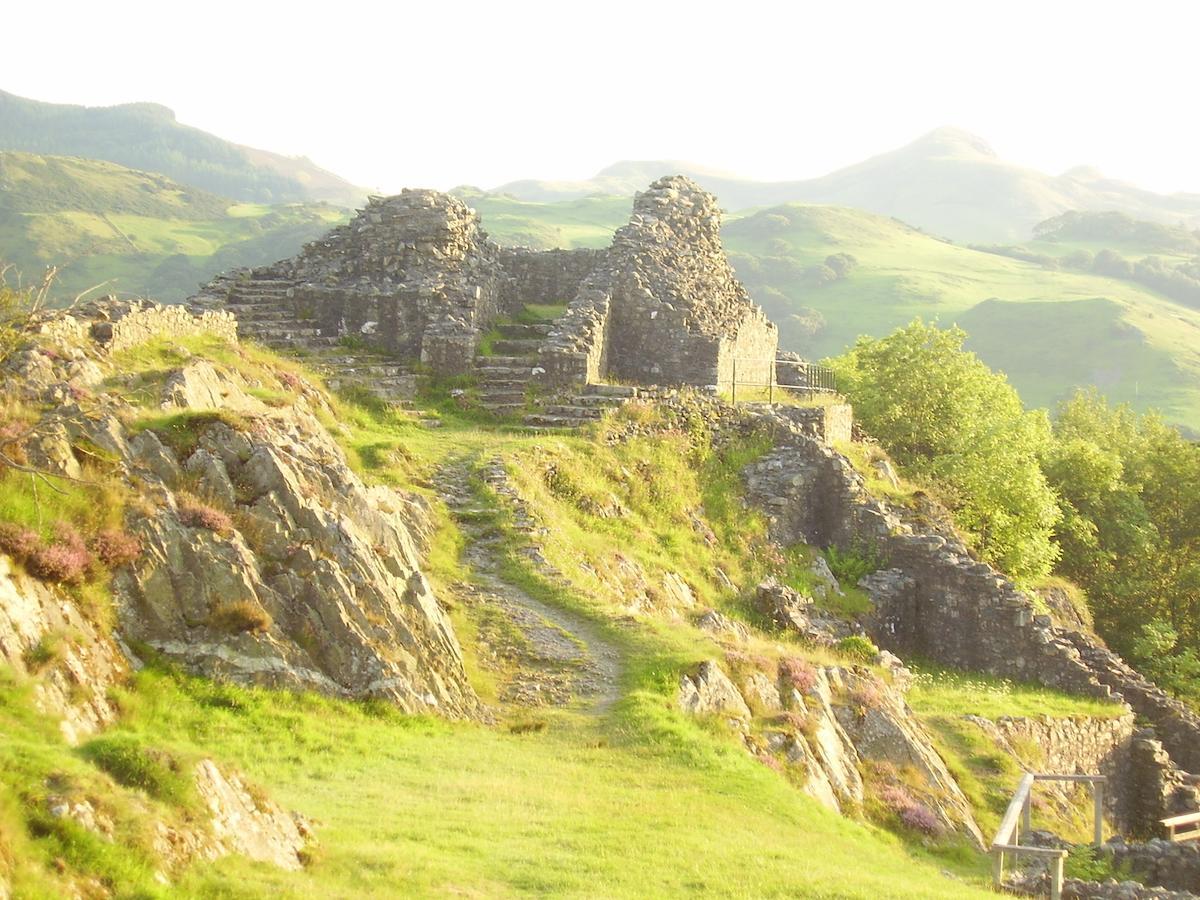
[434,459,621,714]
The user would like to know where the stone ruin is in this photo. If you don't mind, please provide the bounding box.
[196,176,778,403]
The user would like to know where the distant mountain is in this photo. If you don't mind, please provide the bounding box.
[491,128,1200,243]
[0,151,347,302]
[0,89,367,207]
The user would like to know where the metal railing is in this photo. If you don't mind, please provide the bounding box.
[726,357,837,404]
[991,773,1107,899]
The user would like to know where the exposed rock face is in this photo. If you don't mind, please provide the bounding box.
[678,660,752,720]
[0,556,125,744]
[677,656,982,845]
[192,760,309,870]
[4,302,479,718]
[111,364,478,715]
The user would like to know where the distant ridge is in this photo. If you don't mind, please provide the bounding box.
[491,128,1200,243]
[0,89,367,207]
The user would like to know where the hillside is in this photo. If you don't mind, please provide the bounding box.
[0,151,348,302]
[0,89,367,206]
[491,129,1200,243]
[723,203,1200,430]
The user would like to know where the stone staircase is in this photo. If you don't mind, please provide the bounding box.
[225,276,337,352]
[523,384,640,429]
[472,322,551,416]
[224,274,417,404]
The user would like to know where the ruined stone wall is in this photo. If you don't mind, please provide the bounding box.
[35,300,238,354]
[740,414,1200,834]
[758,404,854,446]
[741,427,1111,699]
[279,191,507,373]
[715,307,779,392]
[543,176,777,389]
[497,248,605,315]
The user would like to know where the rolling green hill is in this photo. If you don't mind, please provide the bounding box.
[490,129,1200,244]
[0,89,367,206]
[0,151,348,302]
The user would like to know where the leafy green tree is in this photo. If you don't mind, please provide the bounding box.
[829,319,1061,582]
[1044,390,1200,687]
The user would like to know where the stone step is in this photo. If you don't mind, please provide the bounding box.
[582,383,639,398]
[490,338,543,355]
[483,402,528,415]
[542,405,603,419]
[479,387,528,401]
[522,414,588,429]
[474,365,534,378]
[475,354,537,367]
[568,394,630,409]
[497,323,552,339]
[320,364,411,378]
[246,326,324,339]
[257,335,343,349]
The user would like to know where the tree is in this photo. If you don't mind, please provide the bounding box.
[829,319,1061,582]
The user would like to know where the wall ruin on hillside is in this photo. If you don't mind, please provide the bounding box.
[539,177,778,389]
[202,177,778,388]
[741,413,1200,835]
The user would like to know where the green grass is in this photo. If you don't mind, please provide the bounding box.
[907,663,1126,721]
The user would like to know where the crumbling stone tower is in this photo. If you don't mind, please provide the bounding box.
[288,189,507,373]
[539,176,778,389]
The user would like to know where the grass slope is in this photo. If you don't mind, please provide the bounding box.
[0,151,347,303]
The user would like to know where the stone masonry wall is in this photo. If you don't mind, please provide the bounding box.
[497,248,606,316]
[539,176,777,390]
[715,306,778,392]
[35,299,238,354]
[279,191,507,373]
[740,413,1200,835]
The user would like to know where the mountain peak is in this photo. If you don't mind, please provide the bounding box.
[905,127,997,159]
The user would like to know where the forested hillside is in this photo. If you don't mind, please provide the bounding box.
[0,90,366,206]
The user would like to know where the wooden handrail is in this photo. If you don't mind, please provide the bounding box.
[1161,811,1200,842]
[1161,812,1200,827]
[990,773,1107,900]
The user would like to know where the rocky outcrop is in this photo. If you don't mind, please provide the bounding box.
[112,364,478,715]
[190,760,309,870]
[4,303,479,717]
[677,655,983,845]
[0,556,125,744]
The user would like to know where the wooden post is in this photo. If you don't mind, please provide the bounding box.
[731,358,738,405]
[1094,781,1104,847]
[991,849,1004,888]
[1021,791,1032,841]
[768,374,774,405]
[1050,853,1064,900]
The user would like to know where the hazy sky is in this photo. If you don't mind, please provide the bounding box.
[7,0,1199,194]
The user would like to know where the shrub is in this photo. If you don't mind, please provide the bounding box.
[835,635,880,663]
[824,544,880,587]
[80,735,193,806]
[24,525,92,584]
[90,529,142,568]
[178,496,233,536]
[0,523,40,559]
[208,601,272,634]
[778,657,818,693]
[22,632,65,672]
[898,803,943,836]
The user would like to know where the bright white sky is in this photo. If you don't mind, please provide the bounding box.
[6,0,1199,194]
